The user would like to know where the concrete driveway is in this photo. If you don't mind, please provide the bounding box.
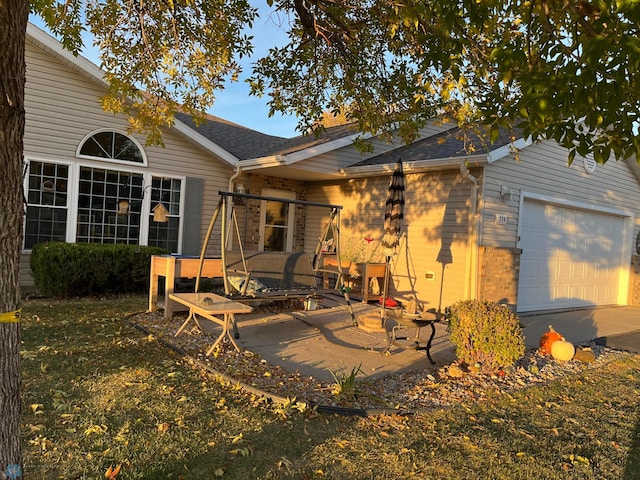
[519,306,640,352]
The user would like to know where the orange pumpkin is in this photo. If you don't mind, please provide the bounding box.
[539,325,563,356]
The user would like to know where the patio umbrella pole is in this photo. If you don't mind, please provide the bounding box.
[380,256,391,322]
[380,159,405,325]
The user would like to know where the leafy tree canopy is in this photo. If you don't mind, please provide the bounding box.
[32,0,640,162]
[31,0,257,144]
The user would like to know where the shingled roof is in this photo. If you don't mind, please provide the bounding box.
[351,125,522,167]
[175,112,359,160]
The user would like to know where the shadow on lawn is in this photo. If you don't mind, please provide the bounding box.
[623,402,640,479]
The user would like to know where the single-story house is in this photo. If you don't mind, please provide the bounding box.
[23,23,640,314]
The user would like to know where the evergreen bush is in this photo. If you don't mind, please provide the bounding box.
[30,242,168,298]
[444,300,525,373]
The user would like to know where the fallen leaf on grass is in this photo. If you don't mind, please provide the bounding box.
[84,425,107,436]
[105,464,121,479]
[228,447,251,457]
[278,457,293,470]
[29,424,46,432]
[570,454,590,466]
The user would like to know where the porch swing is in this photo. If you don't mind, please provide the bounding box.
[192,191,357,329]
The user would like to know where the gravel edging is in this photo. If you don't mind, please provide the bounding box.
[129,311,633,416]
[130,316,406,416]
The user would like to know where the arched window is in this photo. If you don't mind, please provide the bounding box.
[77,130,145,164]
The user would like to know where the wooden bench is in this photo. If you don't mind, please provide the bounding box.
[169,292,253,355]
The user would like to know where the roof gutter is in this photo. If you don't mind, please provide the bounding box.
[238,155,288,170]
[339,155,487,178]
[460,162,479,300]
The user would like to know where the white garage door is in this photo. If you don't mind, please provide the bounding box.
[517,200,624,312]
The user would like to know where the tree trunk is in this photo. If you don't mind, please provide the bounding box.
[0,0,28,476]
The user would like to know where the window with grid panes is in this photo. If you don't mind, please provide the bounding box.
[76,167,144,244]
[147,176,181,252]
[24,161,69,249]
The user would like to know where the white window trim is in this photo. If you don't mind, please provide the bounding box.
[22,156,186,253]
[76,128,149,167]
[22,156,75,251]
[259,188,296,252]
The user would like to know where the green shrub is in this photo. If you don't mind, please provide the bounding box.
[444,300,525,373]
[30,242,168,298]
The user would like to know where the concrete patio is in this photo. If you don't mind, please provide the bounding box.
[228,299,640,382]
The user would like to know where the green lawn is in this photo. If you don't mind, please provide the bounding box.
[20,295,640,479]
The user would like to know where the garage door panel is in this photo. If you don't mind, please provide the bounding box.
[555,259,572,280]
[517,200,623,312]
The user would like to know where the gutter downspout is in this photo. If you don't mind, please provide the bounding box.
[228,165,242,194]
[460,162,479,300]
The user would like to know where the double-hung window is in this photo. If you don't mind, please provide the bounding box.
[24,161,69,249]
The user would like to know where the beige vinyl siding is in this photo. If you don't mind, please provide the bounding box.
[306,169,471,310]
[24,39,233,260]
[482,140,640,249]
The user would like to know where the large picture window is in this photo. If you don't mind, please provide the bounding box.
[25,140,184,253]
[24,161,69,249]
[76,167,144,244]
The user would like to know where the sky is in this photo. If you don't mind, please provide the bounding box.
[29,5,301,139]
[206,7,300,138]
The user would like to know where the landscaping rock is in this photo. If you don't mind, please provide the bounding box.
[573,347,596,363]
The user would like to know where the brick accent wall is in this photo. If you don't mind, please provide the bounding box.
[231,174,308,251]
[477,246,521,308]
[629,255,640,306]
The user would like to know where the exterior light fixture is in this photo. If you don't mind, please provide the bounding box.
[500,185,512,201]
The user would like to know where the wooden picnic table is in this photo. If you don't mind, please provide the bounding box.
[169,292,253,355]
